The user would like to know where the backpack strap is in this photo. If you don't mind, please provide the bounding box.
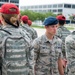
[0,29,12,75]
[0,29,12,35]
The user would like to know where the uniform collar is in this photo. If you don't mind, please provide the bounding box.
[42,34,57,44]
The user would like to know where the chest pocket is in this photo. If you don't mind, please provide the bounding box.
[40,45,51,55]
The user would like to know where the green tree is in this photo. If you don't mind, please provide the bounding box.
[20,10,57,21]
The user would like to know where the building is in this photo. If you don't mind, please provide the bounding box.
[20,3,75,20]
[0,0,19,7]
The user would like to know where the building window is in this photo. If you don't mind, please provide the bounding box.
[0,0,9,2]
[64,4,71,8]
[43,5,47,8]
[53,4,57,8]
[39,5,42,8]
[10,0,19,3]
[58,4,63,8]
[31,6,34,8]
[53,9,57,12]
[34,6,38,8]
[48,5,52,8]
[26,6,30,9]
[72,5,75,8]
[58,9,62,12]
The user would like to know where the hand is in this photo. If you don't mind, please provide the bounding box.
[62,59,67,68]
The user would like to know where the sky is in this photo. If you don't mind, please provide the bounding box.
[20,0,75,6]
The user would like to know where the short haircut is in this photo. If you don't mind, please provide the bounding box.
[58,20,65,26]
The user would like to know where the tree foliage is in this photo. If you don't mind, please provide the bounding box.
[20,10,57,21]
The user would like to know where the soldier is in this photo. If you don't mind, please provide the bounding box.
[56,15,71,58]
[32,16,64,75]
[27,19,38,39]
[0,3,33,75]
[65,31,75,75]
[56,15,70,74]
[21,15,38,41]
[27,19,32,26]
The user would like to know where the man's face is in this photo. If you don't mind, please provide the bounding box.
[45,24,58,36]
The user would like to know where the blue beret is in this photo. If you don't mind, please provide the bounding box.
[43,17,58,26]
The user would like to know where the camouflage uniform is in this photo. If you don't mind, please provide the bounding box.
[21,24,38,41]
[0,25,2,29]
[56,26,71,57]
[19,25,32,42]
[32,34,63,75]
[65,31,75,75]
[0,25,33,75]
[30,27,38,40]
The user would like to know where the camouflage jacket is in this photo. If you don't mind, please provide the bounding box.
[21,24,38,41]
[56,26,71,57]
[32,34,63,75]
[65,31,75,75]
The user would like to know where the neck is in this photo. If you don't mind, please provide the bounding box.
[45,32,54,40]
[1,20,7,26]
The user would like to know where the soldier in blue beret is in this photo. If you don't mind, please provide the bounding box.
[32,16,64,75]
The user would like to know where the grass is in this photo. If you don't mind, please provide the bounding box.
[66,27,74,30]
[65,24,75,30]
[31,24,44,29]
